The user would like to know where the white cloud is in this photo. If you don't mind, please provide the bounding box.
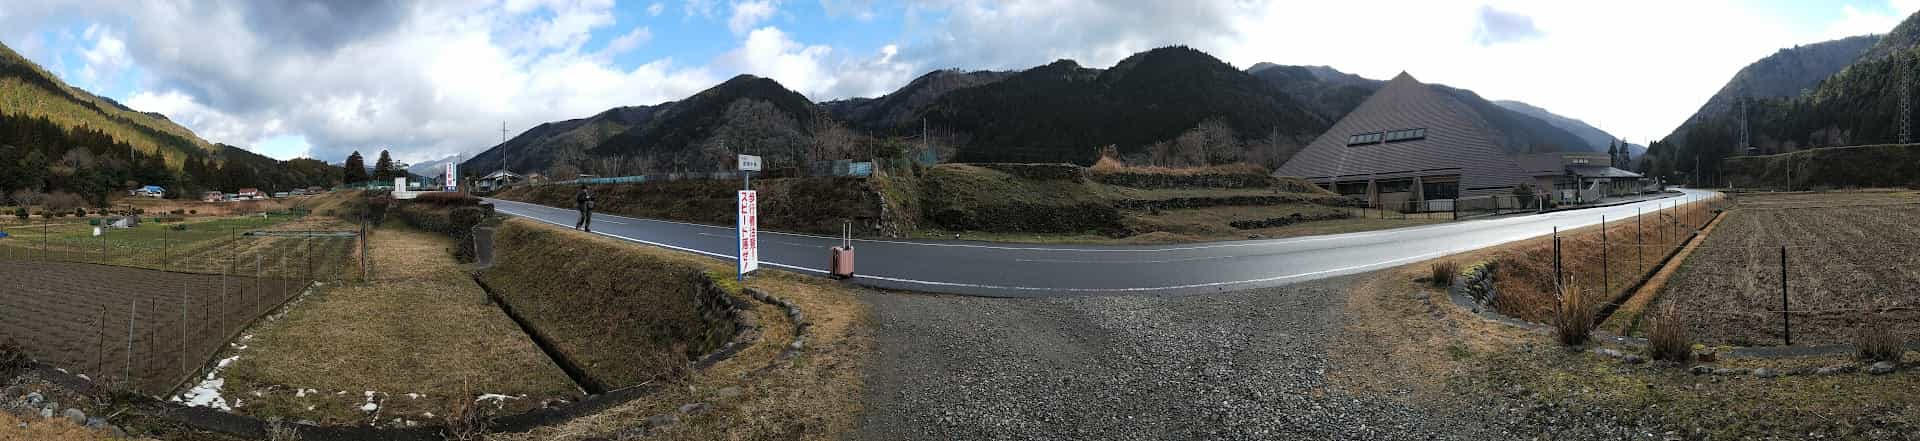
[728,0,779,35]
[76,24,128,86]
[647,2,666,16]
[603,26,653,55]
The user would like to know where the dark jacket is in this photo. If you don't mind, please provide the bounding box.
[575,189,595,209]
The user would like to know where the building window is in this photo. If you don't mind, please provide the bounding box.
[1346,132,1383,146]
[1422,180,1459,199]
[1383,128,1428,143]
[1377,179,1414,193]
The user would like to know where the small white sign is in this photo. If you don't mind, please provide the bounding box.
[738,190,759,275]
[738,154,762,172]
[92,227,102,237]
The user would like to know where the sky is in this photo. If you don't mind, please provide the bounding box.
[1,0,1916,164]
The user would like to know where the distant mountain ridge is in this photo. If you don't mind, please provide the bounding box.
[1645,10,1920,183]
[476,46,1637,177]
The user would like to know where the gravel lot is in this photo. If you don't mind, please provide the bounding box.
[857,277,1529,440]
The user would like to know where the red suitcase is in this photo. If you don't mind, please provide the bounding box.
[829,223,855,279]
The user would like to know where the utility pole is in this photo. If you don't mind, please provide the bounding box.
[500,121,509,174]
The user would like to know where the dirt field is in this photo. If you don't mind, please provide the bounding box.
[1656,190,1920,346]
[0,260,310,395]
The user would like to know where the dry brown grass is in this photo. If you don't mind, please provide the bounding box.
[220,226,576,426]
[1493,195,1726,324]
[0,411,124,441]
[1428,261,1459,287]
[1645,304,1691,363]
[1554,282,1601,346]
[119,196,291,218]
[1855,319,1905,363]
[485,219,873,441]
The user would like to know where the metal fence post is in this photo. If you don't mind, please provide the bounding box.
[1601,215,1609,297]
[1781,245,1790,346]
[1636,207,1644,275]
[180,282,187,381]
[125,299,135,389]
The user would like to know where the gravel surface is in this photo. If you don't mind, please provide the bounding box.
[856,276,1547,440]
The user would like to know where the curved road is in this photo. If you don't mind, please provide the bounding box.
[485,189,1714,297]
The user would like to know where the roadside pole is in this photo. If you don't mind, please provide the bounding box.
[125,299,135,388]
[1636,207,1644,275]
[1601,215,1609,297]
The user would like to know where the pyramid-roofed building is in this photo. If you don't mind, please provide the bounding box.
[1276,72,1534,207]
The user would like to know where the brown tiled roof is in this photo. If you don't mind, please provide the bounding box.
[1274,72,1531,195]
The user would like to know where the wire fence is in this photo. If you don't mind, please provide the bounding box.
[0,215,363,396]
[1498,192,1920,347]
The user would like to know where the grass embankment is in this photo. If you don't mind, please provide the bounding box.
[477,220,738,390]
[1334,262,1920,440]
[494,177,880,236]
[1489,194,1725,327]
[218,225,576,426]
[488,218,873,441]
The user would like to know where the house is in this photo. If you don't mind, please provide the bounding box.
[237,188,262,200]
[1514,152,1648,204]
[203,191,225,202]
[129,185,165,198]
[1276,72,1530,209]
[476,170,524,192]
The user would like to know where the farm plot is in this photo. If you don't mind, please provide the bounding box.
[0,260,315,395]
[1656,191,1920,346]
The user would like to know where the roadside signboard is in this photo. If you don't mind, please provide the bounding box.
[738,154,762,172]
[444,162,458,192]
[738,190,759,276]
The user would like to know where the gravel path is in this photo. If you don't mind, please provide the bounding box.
[856,277,1526,440]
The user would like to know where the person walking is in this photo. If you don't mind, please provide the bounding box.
[574,184,595,232]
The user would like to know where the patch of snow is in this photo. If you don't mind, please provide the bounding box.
[55,368,67,374]
[295,389,307,398]
[173,355,244,411]
[76,374,89,381]
[406,393,422,400]
[360,402,379,412]
[475,394,518,402]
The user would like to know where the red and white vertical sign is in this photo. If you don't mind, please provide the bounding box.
[737,190,759,275]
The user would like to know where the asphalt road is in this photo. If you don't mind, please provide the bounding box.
[484,188,1713,297]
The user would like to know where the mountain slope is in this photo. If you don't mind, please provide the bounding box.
[587,75,822,172]
[823,69,1014,130]
[0,42,214,168]
[1494,100,1645,157]
[922,46,1328,165]
[1664,35,1879,143]
[1646,11,1920,182]
[462,105,662,176]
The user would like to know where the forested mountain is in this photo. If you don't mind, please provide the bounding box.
[586,75,826,173]
[1663,35,1878,145]
[822,69,1014,131]
[1645,11,1919,184]
[1246,63,1381,122]
[461,105,662,176]
[1493,100,1646,158]
[0,41,339,207]
[481,46,1631,176]
[916,46,1328,166]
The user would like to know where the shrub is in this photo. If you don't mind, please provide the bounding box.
[0,338,26,374]
[413,191,481,206]
[53,211,67,218]
[1855,319,1905,363]
[1429,261,1459,287]
[188,209,197,215]
[1554,281,1600,346]
[73,207,86,217]
[170,209,186,215]
[11,207,24,222]
[1646,304,1691,363]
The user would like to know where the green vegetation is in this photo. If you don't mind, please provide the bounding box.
[1722,143,1920,189]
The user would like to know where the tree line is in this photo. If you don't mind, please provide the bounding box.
[0,111,340,209]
